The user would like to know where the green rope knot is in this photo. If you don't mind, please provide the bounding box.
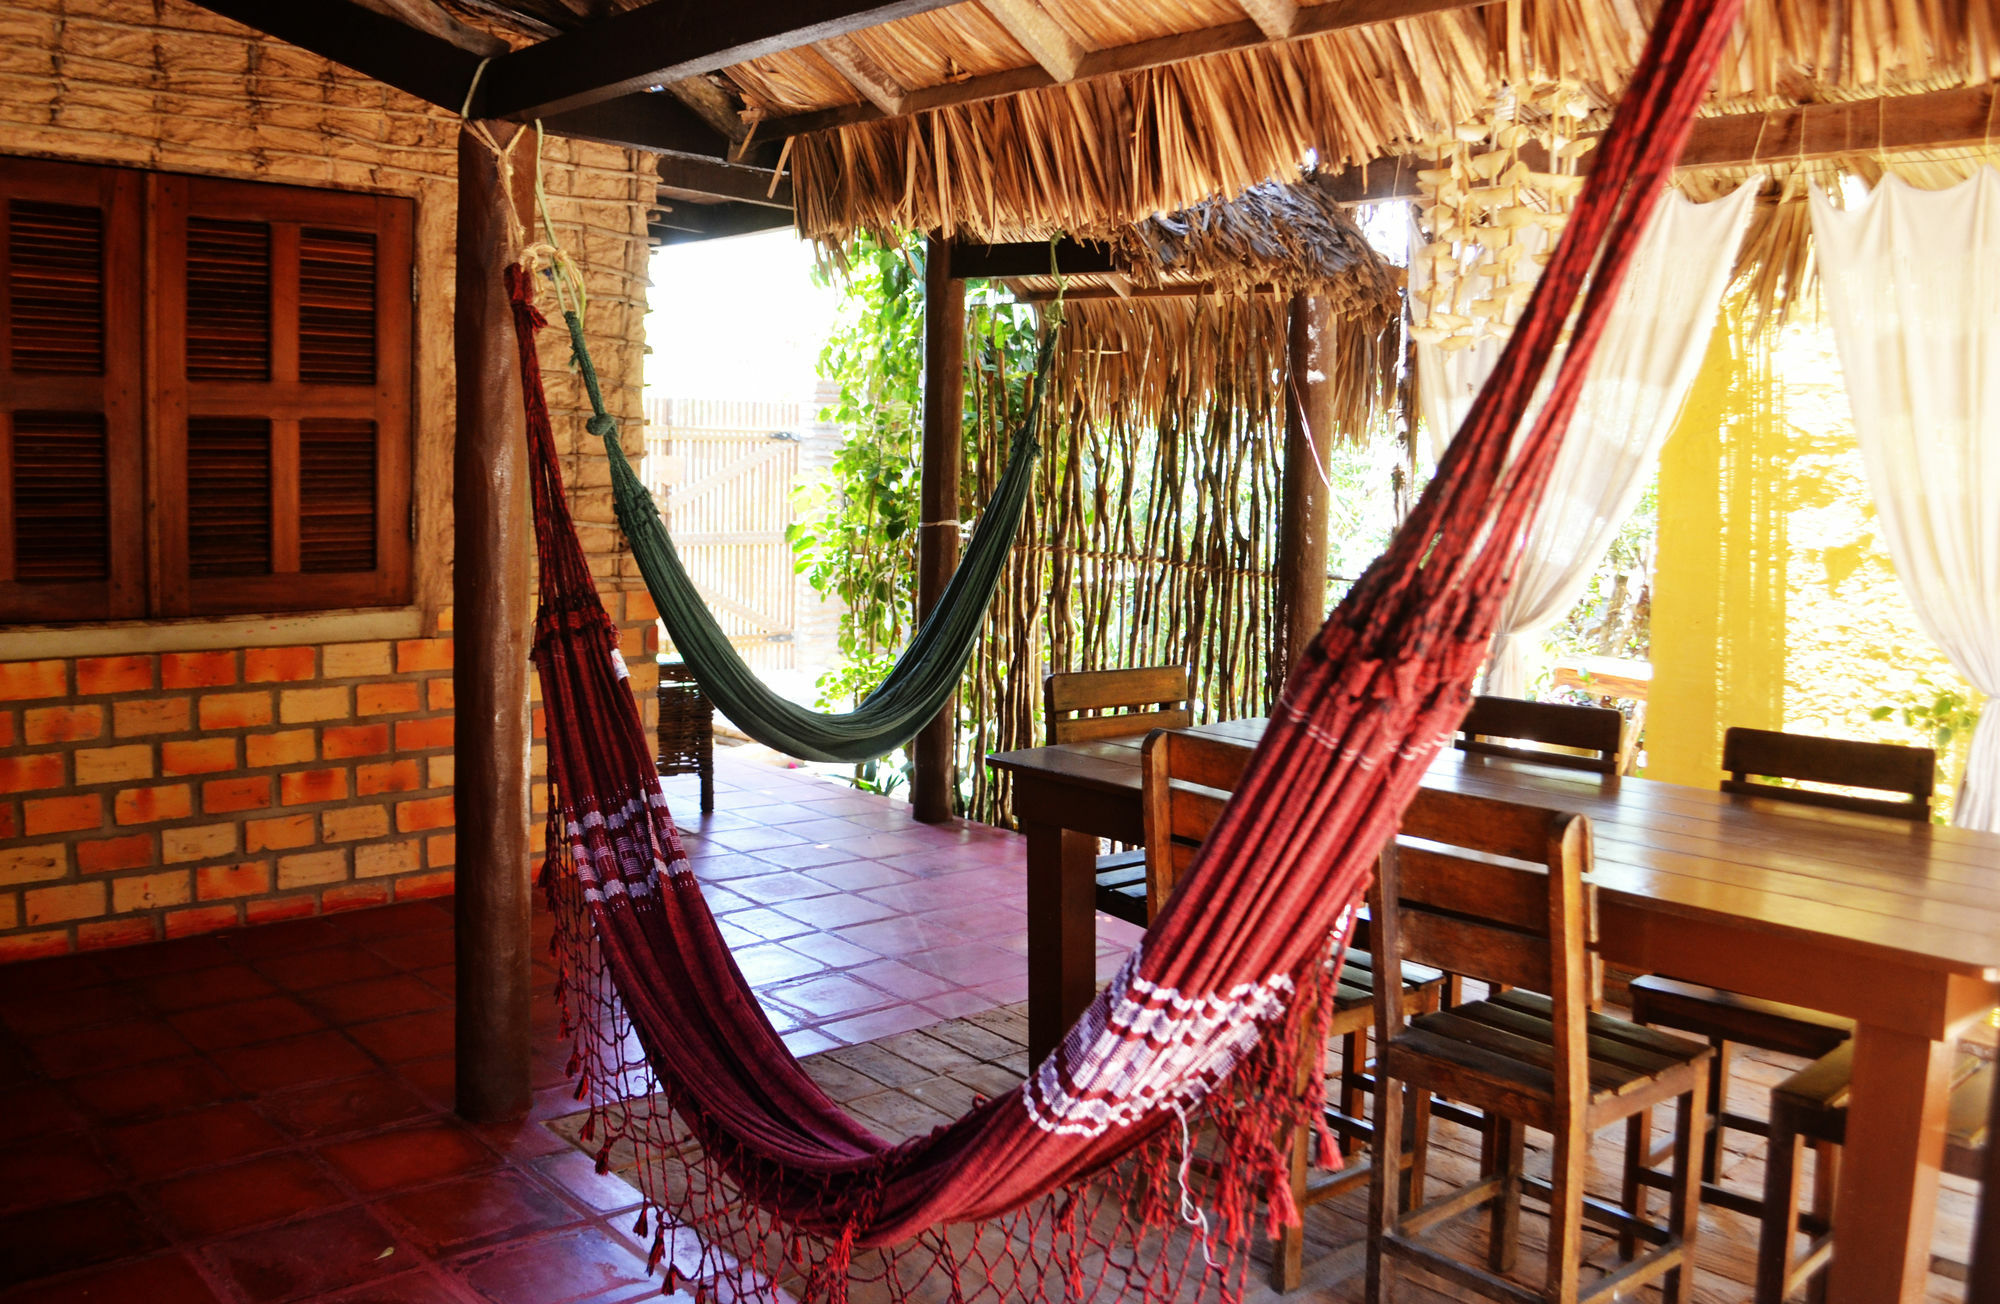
[587,412,619,441]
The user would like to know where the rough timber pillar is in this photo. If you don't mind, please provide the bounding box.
[1273,293,1335,692]
[912,236,965,824]
[453,123,536,1122]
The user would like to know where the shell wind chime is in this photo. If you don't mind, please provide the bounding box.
[1410,83,1599,350]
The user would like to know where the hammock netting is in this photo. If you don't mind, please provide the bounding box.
[526,1,1740,1298]
[593,317,1051,764]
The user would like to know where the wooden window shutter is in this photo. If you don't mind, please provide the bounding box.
[0,156,145,622]
[153,175,412,617]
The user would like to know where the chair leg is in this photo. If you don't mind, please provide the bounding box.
[1271,1120,1307,1291]
[1366,1066,1407,1304]
[1703,1038,1732,1183]
[1804,1138,1839,1304]
[1340,1029,1364,1129]
[1619,1108,1650,1260]
[1488,1116,1524,1274]
[1543,1121,1587,1304]
[1757,1101,1804,1304]
[1402,1084,1431,1212]
[1663,1069,1710,1304]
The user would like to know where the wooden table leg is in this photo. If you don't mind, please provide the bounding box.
[1825,1020,1956,1304]
[1025,821,1099,1063]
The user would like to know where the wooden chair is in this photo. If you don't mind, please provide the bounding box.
[1624,727,1934,1224]
[1139,727,1445,1291]
[1044,666,1192,925]
[1455,694,1626,775]
[1367,789,1713,1304]
[1756,1041,1991,1301]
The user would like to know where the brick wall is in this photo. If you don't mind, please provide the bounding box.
[0,0,664,959]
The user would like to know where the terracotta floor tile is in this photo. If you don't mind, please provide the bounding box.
[0,982,149,1037]
[319,1120,497,1196]
[721,871,837,905]
[762,974,897,1020]
[0,1251,227,1303]
[897,942,1025,987]
[304,975,449,1026]
[376,1169,582,1255]
[320,1269,470,1303]
[767,892,901,930]
[0,952,111,999]
[767,816,878,843]
[0,1193,167,1289]
[254,945,397,992]
[69,1055,242,1123]
[204,1206,406,1303]
[451,1224,655,1304]
[919,989,1000,1020]
[816,1004,950,1046]
[801,861,915,892]
[330,901,453,940]
[833,916,970,958]
[170,994,328,1050]
[349,1008,457,1063]
[704,826,809,854]
[742,841,864,871]
[260,1074,439,1142]
[0,1081,86,1145]
[145,962,282,1012]
[28,1018,191,1079]
[225,919,351,960]
[779,933,879,969]
[97,935,236,979]
[726,942,823,986]
[473,1119,572,1163]
[528,1151,643,1215]
[781,1027,842,1056]
[105,1100,289,1180]
[147,1152,350,1239]
[213,1030,377,1093]
[0,1134,120,1212]
[710,907,812,943]
[397,1054,458,1108]
[365,931,457,973]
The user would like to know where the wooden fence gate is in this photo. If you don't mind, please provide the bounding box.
[642,396,801,673]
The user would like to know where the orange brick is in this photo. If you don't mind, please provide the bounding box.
[322,881,391,912]
[25,794,102,835]
[246,895,317,925]
[436,607,453,632]
[114,784,192,826]
[0,804,14,840]
[0,894,12,931]
[0,931,72,962]
[323,724,389,759]
[161,651,237,689]
[354,838,419,877]
[278,850,346,889]
[163,823,236,864]
[75,834,154,874]
[76,655,153,695]
[74,745,153,786]
[394,717,454,751]
[396,795,454,833]
[0,753,65,794]
[245,646,316,682]
[202,776,273,814]
[322,642,392,678]
[0,660,67,701]
[198,691,274,731]
[162,737,238,776]
[0,844,67,886]
[618,626,647,660]
[246,730,316,768]
[113,697,191,737]
[322,804,388,843]
[626,589,660,622]
[426,678,454,710]
[280,768,349,806]
[280,687,350,725]
[164,904,238,939]
[25,881,105,924]
[78,918,159,951]
[395,638,453,673]
[393,870,455,901]
[0,712,11,747]
[356,759,422,796]
[426,832,456,867]
[245,814,315,852]
[197,861,271,900]
[24,704,102,744]
[531,707,545,740]
[427,755,455,788]
[357,682,422,716]
[112,870,192,913]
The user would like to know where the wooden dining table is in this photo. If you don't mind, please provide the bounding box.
[987,717,2000,1304]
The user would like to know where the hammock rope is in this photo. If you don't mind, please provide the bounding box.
[567,301,1054,764]
[525,1,1742,1298]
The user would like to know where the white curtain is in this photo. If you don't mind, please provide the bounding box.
[1811,172,2000,832]
[1410,181,1762,697]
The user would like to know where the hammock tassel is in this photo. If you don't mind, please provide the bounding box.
[595,1140,614,1175]
[648,1229,667,1273]
[633,1208,649,1237]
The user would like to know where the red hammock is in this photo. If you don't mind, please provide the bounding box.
[524,2,1741,1298]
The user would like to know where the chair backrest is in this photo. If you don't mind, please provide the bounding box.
[1720,726,1933,822]
[1454,695,1624,774]
[1140,728,1253,920]
[1373,789,1598,1112]
[1045,666,1192,745]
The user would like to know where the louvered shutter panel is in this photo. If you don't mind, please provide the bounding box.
[156,175,412,617]
[0,158,143,623]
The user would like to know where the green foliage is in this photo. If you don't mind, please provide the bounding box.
[1870,679,1985,807]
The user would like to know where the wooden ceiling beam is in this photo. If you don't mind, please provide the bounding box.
[347,0,508,55]
[1007,281,1283,301]
[814,35,911,115]
[761,0,1493,138]
[473,0,961,121]
[189,0,485,112]
[1318,82,2000,203]
[657,155,795,209]
[1233,0,1300,41]
[537,93,744,160]
[948,239,1117,278]
[978,0,1086,83]
[651,201,800,244]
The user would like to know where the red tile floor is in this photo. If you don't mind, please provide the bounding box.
[0,751,1125,1303]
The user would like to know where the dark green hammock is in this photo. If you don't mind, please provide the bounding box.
[565,310,1049,764]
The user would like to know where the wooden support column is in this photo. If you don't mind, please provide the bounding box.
[1272,293,1335,692]
[912,236,964,824]
[453,122,535,1122]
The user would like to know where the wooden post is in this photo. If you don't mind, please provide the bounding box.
[1273,293,1334,692]
[1969,1056,2000,1304]
[912,236,963,824]
[453,122,535,1123]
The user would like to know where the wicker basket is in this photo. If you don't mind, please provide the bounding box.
[656,659,714,813]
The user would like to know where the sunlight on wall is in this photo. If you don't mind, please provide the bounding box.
[1647,313,1978,815]
[645,230,842,406]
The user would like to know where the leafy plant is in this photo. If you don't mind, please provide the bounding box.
[1870,678,1984,811]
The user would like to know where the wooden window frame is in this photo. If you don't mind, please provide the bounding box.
[0,156,414,625]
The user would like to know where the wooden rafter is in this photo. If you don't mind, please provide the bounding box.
[472,0,962,121]
[979,0,1086,83]
[949,239,1116,278]
[1232,0,1299,41]
[814,35,910,115]
[190,0,484,114]
[658,156,794,209]
[761,0,1494,138]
